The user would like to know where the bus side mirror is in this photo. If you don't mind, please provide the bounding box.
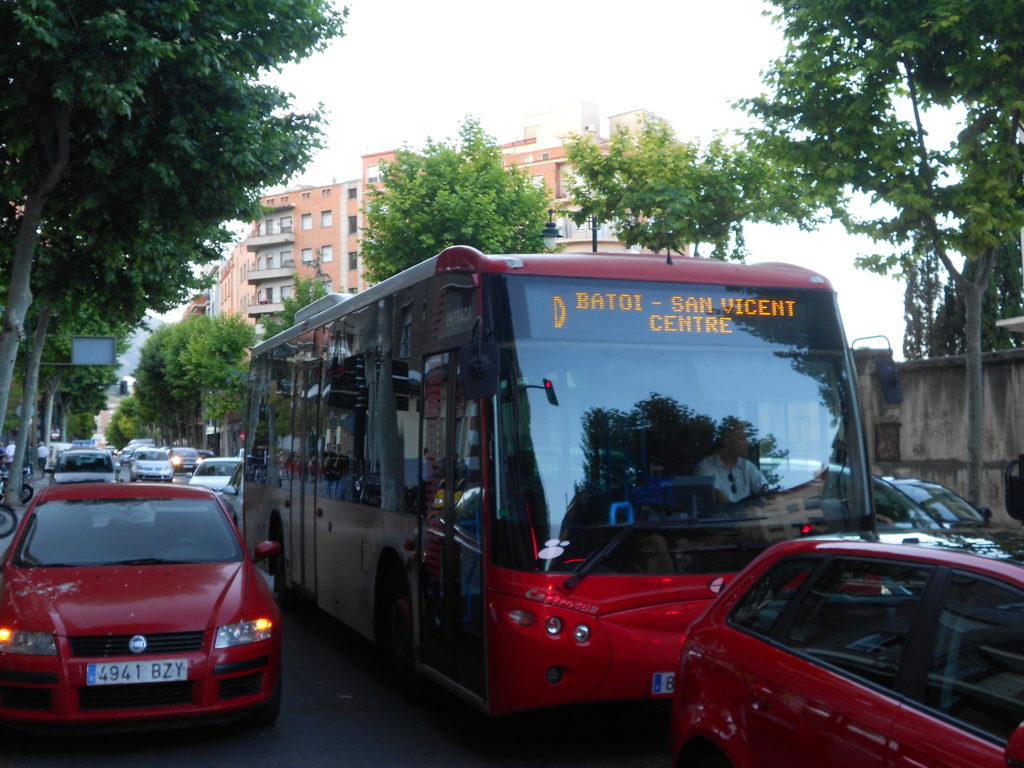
[1005,455,1024,521]
[458,343,499,399]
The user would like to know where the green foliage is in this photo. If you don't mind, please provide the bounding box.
[740,1,1024,266]
[0,0,346,440]
[259,274,330,339]
[67,412,96,442]
[360,118,551,282]
[133,314,255,441]
[105,396,142,449]
[565,118,815,259]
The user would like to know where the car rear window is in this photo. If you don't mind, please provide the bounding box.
[136,450,168,461]
[57,453,112,472]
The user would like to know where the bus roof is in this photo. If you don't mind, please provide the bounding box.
[253,246,835,355]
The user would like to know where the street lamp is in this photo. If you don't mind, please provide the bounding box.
[541,209,562,251]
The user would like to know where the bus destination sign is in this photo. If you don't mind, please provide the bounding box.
[552,291,797,335]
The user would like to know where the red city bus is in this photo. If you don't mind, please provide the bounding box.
[241,245,873,715]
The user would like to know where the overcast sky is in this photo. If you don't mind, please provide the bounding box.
[234,0,910,355]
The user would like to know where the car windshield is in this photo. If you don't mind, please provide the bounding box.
[174,449,198,457]
[195,461,237,477]
[13,497,243,567]
[136,450,168,461]
[489,275,871,575]
[897,482,984,524]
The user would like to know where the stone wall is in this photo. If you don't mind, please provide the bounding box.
[854,346,1024,525]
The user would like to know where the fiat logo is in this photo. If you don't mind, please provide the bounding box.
[128,635,148,654]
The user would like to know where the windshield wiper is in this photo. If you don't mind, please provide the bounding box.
[105,558,180,566]
[561,523,636,593]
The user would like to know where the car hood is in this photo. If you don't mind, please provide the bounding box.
[1,563,249,636]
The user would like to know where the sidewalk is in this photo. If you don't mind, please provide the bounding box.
[0,471,47,557]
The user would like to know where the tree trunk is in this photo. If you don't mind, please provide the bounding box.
[6,302,52,503]
[963,278,985,505]
[0,106,71,436]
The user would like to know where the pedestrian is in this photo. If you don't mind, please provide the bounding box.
[37,441,48,476]
[4,439,15,466]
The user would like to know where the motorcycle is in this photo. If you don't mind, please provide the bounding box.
[0,464,33,505]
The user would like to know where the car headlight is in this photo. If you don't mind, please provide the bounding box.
[215,619,273,648]
[0,628,57,655]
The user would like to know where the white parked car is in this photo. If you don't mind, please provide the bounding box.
[188,457,241,492]
[130,448,174,482]
[52,447,117,484]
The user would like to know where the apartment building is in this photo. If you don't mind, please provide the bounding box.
[224,180,365,326]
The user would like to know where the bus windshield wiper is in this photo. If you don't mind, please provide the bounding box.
[560,522,637,593]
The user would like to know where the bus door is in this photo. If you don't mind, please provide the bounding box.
[419,351,485,699]
[293,362,321,597]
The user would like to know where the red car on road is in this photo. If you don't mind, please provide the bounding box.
[671,531,1024,768]
[0,482,282,731]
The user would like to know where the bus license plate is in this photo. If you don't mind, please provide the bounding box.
[87,660,188,686]
[651,671,675,696]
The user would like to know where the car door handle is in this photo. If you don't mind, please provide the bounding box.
[750,684,772,711]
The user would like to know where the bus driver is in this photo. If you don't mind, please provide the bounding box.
[695,420,767,503]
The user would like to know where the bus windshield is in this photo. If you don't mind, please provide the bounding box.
[491,274,870,575]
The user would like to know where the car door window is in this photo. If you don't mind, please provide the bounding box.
[730,556,823,636]
[782,558,933,689]
[924,571,1024,741]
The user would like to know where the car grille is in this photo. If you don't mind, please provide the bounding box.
[69,631,205,657]
[219,673,263,700]
[78,681,194,710]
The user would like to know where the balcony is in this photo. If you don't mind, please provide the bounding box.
[248,300,284,317]
[247,262,296,283]
[245,229,295,251]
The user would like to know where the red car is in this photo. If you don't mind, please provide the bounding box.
[0,481,282,731]
[671,531,1024,768]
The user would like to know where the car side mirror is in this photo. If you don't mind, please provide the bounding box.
[253,540,281,563]
[1005,455,1024,521]
[221,484,238,496]
[977,506,992,521]
[1006,722,1024,768]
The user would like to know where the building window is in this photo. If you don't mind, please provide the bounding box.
[301,248,313,263]
[321,210,333,227]
[281,284,293,300]
[263,218,274,235]
[522,154,534,163]
[321,245,333,262]
[347,187,357,200]
[540,152,550,160]
[321,187,331,196]
[280,250,292,266]
[348,251,358,271]
[367,164,379,183]
[348,215,357,234]
[280,216,292,232]
[301,213,312,230]
[301,191,311,200]
[322,278,333,293]
[265,254,275,269]
[265,287,274,303]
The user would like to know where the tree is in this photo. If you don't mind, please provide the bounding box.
[904,240,1024,359]
[565,117,815,259]
[360,118,551,282]
[133,315,255,446]
[740,0,1024,503]
[0,0,345,454]
[106,396,142,449]
[259,274,331,339]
